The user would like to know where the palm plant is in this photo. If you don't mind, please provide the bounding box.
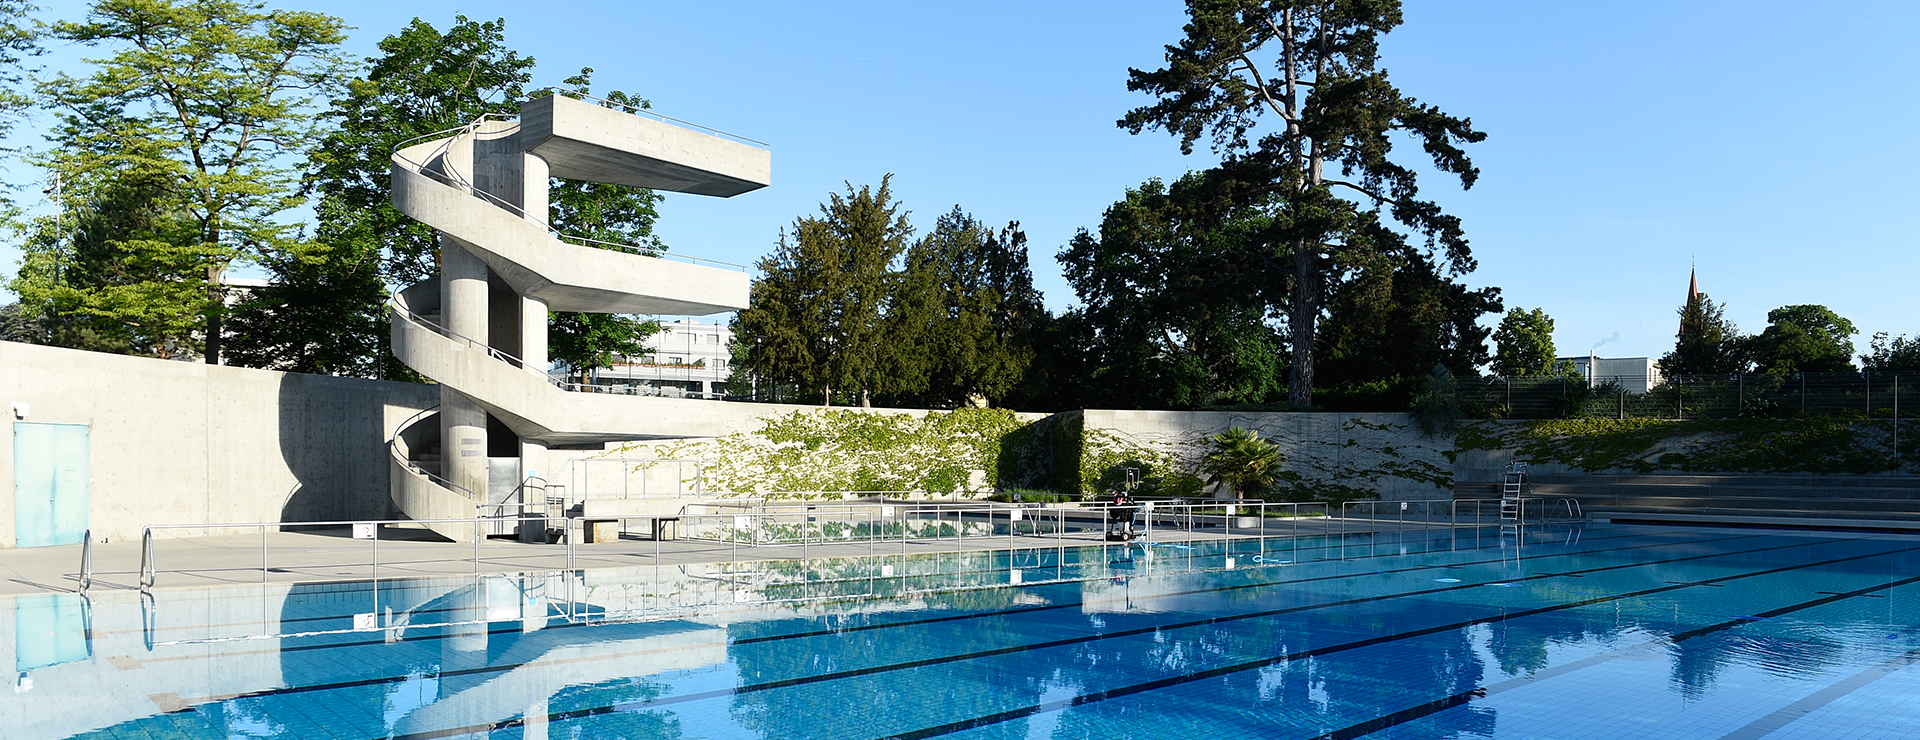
[1200,427,1283,499]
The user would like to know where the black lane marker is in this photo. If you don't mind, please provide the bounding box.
[871,547,1920,740]
[1307,574,1920,740]
[184,530,1792,710]
[1714,645,1920,740]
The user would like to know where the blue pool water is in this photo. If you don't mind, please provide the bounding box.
[6,524,1920,739]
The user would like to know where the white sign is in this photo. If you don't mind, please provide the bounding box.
[1400,502,1409,512]
[881,564,895,577]
[734,516,750,529]
[1008,509,1023,522]
[352,522,376,539]
[881,505,895,517]
[1225,557,1236,569]
[1009,569,1023,585]
[353,612,378,631]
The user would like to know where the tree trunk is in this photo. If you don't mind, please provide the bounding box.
[205,262,223,365]
[1287,236,1317,407]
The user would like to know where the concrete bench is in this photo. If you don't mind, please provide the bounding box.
[579,498,685,543]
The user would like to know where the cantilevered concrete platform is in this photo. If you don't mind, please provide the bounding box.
[385,92,768,541]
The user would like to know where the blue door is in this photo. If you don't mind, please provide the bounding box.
[13,422,89,548]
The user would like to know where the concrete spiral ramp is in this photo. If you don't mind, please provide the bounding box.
[385,93,768,541]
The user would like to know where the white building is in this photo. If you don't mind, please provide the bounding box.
[581,319,734,399]
[1559,354,1664,394]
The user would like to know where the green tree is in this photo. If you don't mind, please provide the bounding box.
[735,177,913,406]
[1491,307,1562,378]
[1200,427,1283,498]
[1122,0,1487,407]
[1749,304,1855,373]
[0,0,38,142]
[9,146,207,357]
[230,15,531,376]
[881,209,1044,408]
[1315,248,1502,388]
[1056,174,1287,409]
[1860,332,1920,373]
[1661,291,1746,375]
[540,69,668,380]
[41,0,350,365]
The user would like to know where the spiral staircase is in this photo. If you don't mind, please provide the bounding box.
[385,93,769,541]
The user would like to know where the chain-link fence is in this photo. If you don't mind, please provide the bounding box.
[1462,372,1919,420]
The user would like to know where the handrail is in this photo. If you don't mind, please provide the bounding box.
[78,528,93,594]
[392,113,749,272]
[538,87,771,149]
[385,403,485,502]
[137,515,558,591]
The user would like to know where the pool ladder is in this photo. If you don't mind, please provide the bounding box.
[1499,463,1528,523]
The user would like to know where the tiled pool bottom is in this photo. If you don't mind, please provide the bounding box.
[6,525,1920,739]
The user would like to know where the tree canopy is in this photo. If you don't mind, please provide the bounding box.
[1661,291,1746,375]
[1748,304,1855,374]
[1055,174,1287,409]
[1491,307,1561,378]
[1122,0,1486,406]
[40,0,350,365]
[734,177,913,406]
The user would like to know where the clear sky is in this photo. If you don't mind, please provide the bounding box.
[7,1,1919,363]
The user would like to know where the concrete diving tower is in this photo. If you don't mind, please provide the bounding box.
[386,93,768,541]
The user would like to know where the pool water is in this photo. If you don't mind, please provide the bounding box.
[6,524,1920,739]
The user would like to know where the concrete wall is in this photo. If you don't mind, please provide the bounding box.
[1079,410,1456,500]
[1,341,436,548]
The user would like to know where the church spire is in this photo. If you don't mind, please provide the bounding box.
[1688,266,1699,304]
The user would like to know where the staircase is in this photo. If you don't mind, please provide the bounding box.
[1456,473,1920,531]
[384,92,769,541]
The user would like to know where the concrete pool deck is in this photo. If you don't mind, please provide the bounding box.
[0,515,1511,596]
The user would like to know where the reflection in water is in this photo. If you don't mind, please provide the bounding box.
[13,592,90,674]
[4,526,1919,738]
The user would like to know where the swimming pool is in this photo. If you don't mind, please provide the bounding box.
[5,524,1918,739]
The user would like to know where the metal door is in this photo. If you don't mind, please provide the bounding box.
[13,422,89,548]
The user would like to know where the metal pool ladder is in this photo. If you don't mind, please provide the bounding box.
[1499,463,1529,523]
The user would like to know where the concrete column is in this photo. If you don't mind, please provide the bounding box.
[440,233,490,502]
[514,146,553,539]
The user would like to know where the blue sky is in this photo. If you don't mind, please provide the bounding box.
[8,1,1919,362]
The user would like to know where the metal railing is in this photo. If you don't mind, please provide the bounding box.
[392,112,748,271]
[538,87,772,149]
[138,516,557,592]
[1468,371,1919,421]
[129,496,1584,593]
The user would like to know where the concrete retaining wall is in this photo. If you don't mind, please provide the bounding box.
[1078,410,1456,500]
[1,341,436,548]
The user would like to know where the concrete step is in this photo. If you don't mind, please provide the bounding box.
[1525,473,1917,490]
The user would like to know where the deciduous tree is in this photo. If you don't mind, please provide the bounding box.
[1122,0,1486,406]
[42,0,350,365]
[1748,304,1855,374]
[230,15,533,376]
[1491,307,1562,378]
[1860,332,1920,373]
[1056,174,1286,409]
